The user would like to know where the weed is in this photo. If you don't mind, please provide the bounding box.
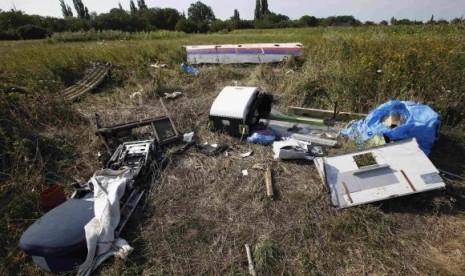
[254,234,281,275]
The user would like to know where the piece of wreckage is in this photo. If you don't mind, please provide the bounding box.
[208,86,353,157]
[62,62,111,102]
[314,138,446,208]
[208,87,446,207]
[313,100,444,208]
[184,43,304,65]
[19,106,181,274]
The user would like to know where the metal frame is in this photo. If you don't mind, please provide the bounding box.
[95,100,180,153]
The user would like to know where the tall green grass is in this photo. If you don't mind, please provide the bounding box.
[2,26,463,126]
[47,29,188,43]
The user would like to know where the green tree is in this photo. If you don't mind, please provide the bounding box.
[17,24,48,39]
[142,8,182,30]
[232,9,240,21]
[450,17,464,25]
[210,19,232,32]
[0,10,38,30]
[64,16,91,31]
[93,8,131,31]
[298,15,319,27]
[261,0,269,15]
[255,12,290,28]
[129,0,137,14]
[187,1,215,32]
[321,15,361,26]
[254,0,261,20]
[72,0,89,19]
[427,14,435,24]
[59,0,73,18]
[137,0,148,10]
[175,17,198,33]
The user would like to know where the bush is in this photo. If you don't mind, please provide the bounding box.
[175,18,198,33]
[0,29,20,40]
[209,20,232,33]
[16,24,48,40]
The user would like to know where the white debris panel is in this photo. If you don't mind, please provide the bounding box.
[209,86,258,121]
[314,138,446,208]
[185,43,303,64]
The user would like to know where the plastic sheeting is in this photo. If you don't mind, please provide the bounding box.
[341,100,440,155]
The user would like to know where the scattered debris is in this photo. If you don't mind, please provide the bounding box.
[240,151,254,158]
[19,139,169,274]
[185,43,303,65]
[164,91,183,100]
[314,138,446,208]
[19,105,185,274]
[265,167,274,199]
[181,62,199,76]
[95,99,180,153]
[197,143,228,156]
[39,185,67,212]
[438,169,465,181]
[268,120,339,147]
[309,144,327,157]
[183,132,194,143]
[150,62,169,68]
[245,244,257,276]
[252,164,267,171]
[129,91,142,99]
[273,138,314,160]
[287,106,367,122]
[285,69,295,75]
[171,140,196,156]
[341,100,441,155]
[62,62,111,101]
[242,170,249,176]
[247,126,276,145]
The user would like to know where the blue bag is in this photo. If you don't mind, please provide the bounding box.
[341,100,441,155]
[247,128,276,145]
[181,62,199,76]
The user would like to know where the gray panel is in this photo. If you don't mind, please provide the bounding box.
[421,172,443,184]
[338,167,399,194]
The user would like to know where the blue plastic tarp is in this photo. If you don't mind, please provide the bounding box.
[341,100,441,155]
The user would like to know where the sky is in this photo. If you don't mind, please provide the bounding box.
[0,0,464,22]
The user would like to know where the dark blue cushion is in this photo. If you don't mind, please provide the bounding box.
[19,199,94,256]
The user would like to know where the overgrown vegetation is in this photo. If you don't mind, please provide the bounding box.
[0,26,464,275]
[1,1,464,40]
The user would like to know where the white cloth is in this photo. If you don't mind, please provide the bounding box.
[78,168,134,276]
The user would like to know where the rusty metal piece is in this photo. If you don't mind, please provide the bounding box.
[400,170,416,192]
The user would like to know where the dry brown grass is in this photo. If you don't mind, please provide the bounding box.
[56,65,463,276]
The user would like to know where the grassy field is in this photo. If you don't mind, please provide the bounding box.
[1,26,464,275]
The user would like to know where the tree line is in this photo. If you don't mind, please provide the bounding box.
[0,0,463,40]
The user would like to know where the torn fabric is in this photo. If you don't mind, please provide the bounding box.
[78,168,134,276]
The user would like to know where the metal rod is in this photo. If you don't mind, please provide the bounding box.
[400,170,416,192]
